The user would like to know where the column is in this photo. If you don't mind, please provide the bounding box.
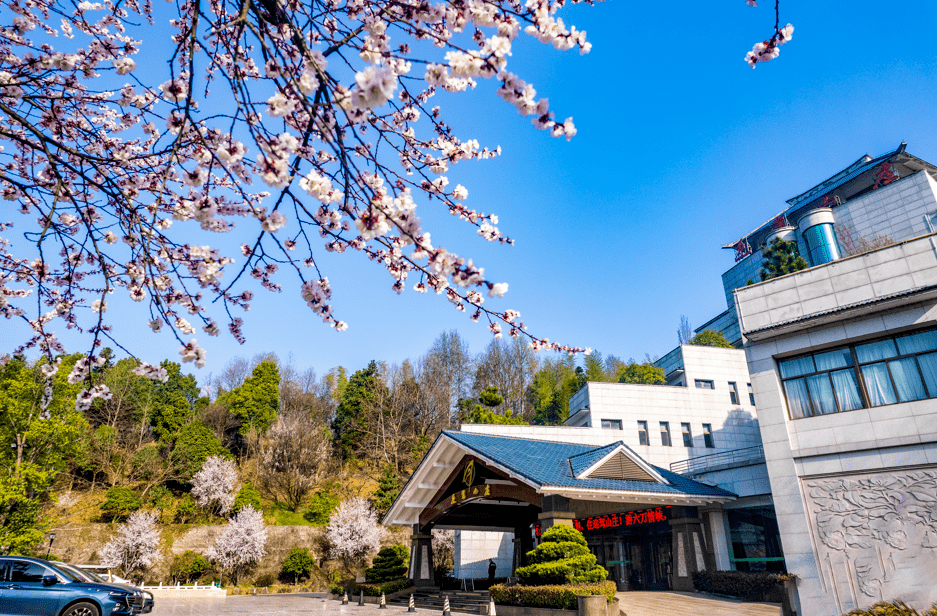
[409,524,436,588]
[705,509,733,571]
[668,508,713,592]
[537,495,575,531]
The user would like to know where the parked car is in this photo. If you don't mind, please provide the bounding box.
[0,556,144,616]
[54,564,153,614]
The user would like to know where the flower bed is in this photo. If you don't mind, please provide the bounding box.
[489,581,616,610]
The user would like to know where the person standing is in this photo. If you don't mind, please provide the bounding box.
[488,559,497,585]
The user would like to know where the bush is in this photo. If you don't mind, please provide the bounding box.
[281,547,316,584]
[303,489,339,526]
[490,581,616,610]
[175,494,195,523]
[232,484,262,515]
[254,573,277,587]
[846,600,937,616]
[365,545,409,583]
[689,330,734,348]
[693,570,793,601]
[174,421,231,481]
[100,486,142,521]
[170,551,210,584]
[353,578,411,596]
[515,525,607,586]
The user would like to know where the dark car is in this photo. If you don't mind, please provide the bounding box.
[0,556,144,616]
[52,564,153,615]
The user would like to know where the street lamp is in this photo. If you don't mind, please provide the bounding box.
[46,532,55,559]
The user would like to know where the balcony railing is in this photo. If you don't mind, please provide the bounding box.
[669,444,765,475]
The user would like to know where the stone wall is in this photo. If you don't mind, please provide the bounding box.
[49,522,410,586]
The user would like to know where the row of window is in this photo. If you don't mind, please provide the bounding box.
[601,419,716,448]
[694,380,757,406]
[781,329,937,419]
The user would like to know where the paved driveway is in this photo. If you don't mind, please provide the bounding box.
[616,591,782,616]
[151,595,440,616]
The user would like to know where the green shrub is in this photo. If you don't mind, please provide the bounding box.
[170,551,210,584]
[489,581,616,610]
[254,573,277,587]
[174,421,231,481]
[303,489,340,526]
[232,484,262,515]
[281,547,316,584]
[147,485,173,508]
[365,545,409,583]
[100,486,142,521]
[845,600,937,616]
[693,570,793,601]
[515,525,607,585]
[175,493,195,523]
[353,578,411,596]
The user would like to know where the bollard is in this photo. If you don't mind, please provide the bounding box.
[359,590,365,606]
[342,591,349,605]
[379,592,387,609]
[489,599,497,616]
[442,595,451,616]
[408,594,416,613]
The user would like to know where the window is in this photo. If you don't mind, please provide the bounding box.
[780,329,937,419]
[748,383,756,406]
[637,421,649,446]
[601,419,622,430]
[695,379,715,389]
[681,422,693,447]
[8,560,49,583]
[729,382,740,405]
[702,423,715,448]
[660,422,671,447]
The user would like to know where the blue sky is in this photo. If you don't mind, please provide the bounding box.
[4,0,937,381]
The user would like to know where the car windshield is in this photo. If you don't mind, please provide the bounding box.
[44,562,84,583]
[53,563,98,583]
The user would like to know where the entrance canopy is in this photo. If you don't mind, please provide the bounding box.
[383,430,736,532]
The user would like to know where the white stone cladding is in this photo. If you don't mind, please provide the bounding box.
[737,233,937,615]
[453,530,514,580]
[834,170,937,245]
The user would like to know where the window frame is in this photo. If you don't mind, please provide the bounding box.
[660,421,672,447]
[779,327,937,420]
[681,422,693,447]
[748,383,756,406]
[637,420,649,446]
[702,423,715,448]
[601,419,623,431]
[695,379,715,390]
[729,382,739,405]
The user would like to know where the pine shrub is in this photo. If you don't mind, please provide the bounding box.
[281,547,316,584]
[515,525,607,586]
[365,545,409,583]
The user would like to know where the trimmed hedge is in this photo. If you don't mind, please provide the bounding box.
[845,600,937,616]
[489,581,616,610]
[340,578,411,597]
[693,571,793,601]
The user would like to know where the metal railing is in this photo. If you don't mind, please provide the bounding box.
[669,444,765,475]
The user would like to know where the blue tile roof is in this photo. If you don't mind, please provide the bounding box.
[567,441,622,478]
[443,431,735,498]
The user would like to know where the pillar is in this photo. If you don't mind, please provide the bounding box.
[537,495,575,532]
[511,524,535,575]
[668,508,714,592]
[705,509,733,571]
[409,524,435,588]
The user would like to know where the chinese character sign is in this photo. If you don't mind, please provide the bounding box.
[821,194,841,208]
[771,214,788,230]
[873,162,898,190]
[573,507,669,534]
[734,239,752,262]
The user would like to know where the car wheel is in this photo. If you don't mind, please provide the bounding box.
[60,602,100,616]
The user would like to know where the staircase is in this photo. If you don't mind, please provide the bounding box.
[387,589,490,614]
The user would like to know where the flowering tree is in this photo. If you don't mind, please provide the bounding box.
[326,496,385,572]
[255,410,331,510]
[0,0,791,405]
[191,454,239,515]
[206,504,268,584]
[99,509,162,580]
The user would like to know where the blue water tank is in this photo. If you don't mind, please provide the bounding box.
[797,208,841,266]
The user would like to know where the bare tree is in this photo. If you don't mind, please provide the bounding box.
[836,222,895,257]
[420,331,473,427]
[677,315,693,346]
[254,410,332,510]
[472,338,538,420]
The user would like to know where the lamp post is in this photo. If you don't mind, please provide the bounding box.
[46,532,55,559]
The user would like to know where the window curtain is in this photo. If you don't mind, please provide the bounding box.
[814,348,852,371]
[861,363,897,406]
[856,340,898,363]
[917,353,937,397]
[783,378,812,418]
[897,331,937,355]
[830,369,864,411]
[889,357,927,402]
[806,374,837,414]
[780,356,815,379]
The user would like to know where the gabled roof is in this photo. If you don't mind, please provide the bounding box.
[568,441,666,483]
[442,431,734,499]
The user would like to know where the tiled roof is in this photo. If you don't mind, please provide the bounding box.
[567,441,621,478]
[443,431,735,498]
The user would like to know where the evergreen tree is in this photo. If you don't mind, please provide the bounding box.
[174,421,232,480]
[365,545,409,582]
[616,362,666,385]
[281,547,316,584]
[690,330,735,349]
[303,488,340,526]
[225,361,280,436]
[371,466,402,516]
[760,237,808,281]
[332,361,384,458]
[528,358,585,426]
[151,362,203,441]
[515,525,607,585]
[232,483,262,515]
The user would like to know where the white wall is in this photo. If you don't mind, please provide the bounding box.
[453,531,514,580]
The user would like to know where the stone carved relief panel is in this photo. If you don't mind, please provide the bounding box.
[802,466,937,613]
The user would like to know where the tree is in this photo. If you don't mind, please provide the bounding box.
[690,330,735,349]
[100,487,143,522]
[677,315,694,346]
[206,505,268,585]
[232,484,263,515]
[527,357,584,426]
[170,551,211,584]
[100,510,163,581]
[191,455,239,515]
[281,547,316,584]
[760,238,808,281]
[365,545,409,583]
[462,385,526,425]
[616,362,666,385]
[326,497,385,573]
[370,466,402,517]
[225,361,280,436]
[432,529,455,579]
[174,421,232,481]
[514,525,607,586]
[472,339,538,419]
[255,410,331,510]
[332,361,385,458]
[303,489,340,526]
